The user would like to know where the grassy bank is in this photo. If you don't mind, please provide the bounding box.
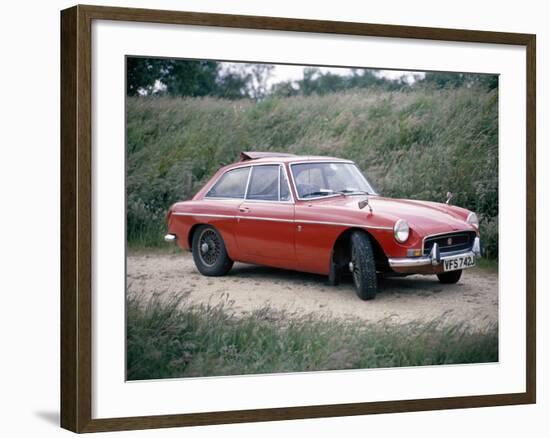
[127,87,498,256]
[126,293,498,380]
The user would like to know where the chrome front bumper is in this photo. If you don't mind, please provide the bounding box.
[388,237,481,273]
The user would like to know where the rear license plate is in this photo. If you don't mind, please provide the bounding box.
[443,254,476,272]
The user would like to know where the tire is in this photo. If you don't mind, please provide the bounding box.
[328,252,341,286]
[437,269,462,284]
[191,225,234,276]
[350,231,378,300]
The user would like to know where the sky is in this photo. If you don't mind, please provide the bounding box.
[219,62,426,90]
[267,65,425,87]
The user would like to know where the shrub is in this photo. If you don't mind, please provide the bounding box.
[127,88,498,257]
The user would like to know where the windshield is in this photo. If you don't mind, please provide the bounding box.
[290,162,376,199]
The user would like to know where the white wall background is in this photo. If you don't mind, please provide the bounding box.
[0,0,546,437]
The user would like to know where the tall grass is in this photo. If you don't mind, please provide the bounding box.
[127,87,498,254]
[127,293,498,380]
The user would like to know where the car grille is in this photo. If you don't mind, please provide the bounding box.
[423,231,476,256]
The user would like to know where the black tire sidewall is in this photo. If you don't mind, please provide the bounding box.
[192,225,233,276]
[437,269,463,284]
[350,231,378,300]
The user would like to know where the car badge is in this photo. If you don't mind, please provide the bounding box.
[447,237,453,245]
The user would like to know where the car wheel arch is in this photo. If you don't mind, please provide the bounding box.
[330,228,389,275]
[188,223,208,249]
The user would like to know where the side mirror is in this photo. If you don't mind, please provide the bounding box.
[445,191,453,205]
[358,198,373,214]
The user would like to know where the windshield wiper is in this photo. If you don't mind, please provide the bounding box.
[335,189,371,196]
[303,189,372,198]
[303,191,332,198]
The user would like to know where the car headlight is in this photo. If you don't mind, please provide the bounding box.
[467,212,479,229]
[393,219,409,243]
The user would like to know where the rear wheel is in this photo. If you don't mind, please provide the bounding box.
[192,225,233,276]
[349,231,378,300]
[437,269,462,284]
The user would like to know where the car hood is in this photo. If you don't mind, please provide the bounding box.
[316,195,474,235]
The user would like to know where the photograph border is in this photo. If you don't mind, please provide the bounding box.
[60,4,536,433]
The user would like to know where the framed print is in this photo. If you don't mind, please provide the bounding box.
[60,4,536,433]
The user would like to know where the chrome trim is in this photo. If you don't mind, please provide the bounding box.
[243,165,253,199]
[164,233,176,243]
[421,229,477,255]
[172,212,234,219]
[205,165,251,200]
[240,198,294,205]
[204,163,296,204]
[203,197,249,202]
[288,161,377,201]
[297,219,392,230]
[277,164,281,201]
[237,215,294,223]
[171,211,392,230]
[472,236,481,257]
[393,219,409,243]
[389,249,476,269]
[290,159,354,165]
[281,163,296,203]
[388,257,433,268]
[431,241,474,251]
[430,242,441,266]
[467,212,479,229]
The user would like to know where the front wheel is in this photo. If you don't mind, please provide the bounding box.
[437,269,462,284]
[350,231,378,300]
[192,225,234,276]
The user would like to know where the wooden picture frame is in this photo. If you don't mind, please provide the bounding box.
[60,4,536,433]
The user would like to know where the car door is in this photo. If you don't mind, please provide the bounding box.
[236,164,296,261]
[201,165,252,256]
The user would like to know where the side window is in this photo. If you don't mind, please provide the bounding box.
[206,167,250,199]
[246,165,279,201]
[280,166,291,201]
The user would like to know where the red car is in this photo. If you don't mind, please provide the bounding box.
[165,152,481,300]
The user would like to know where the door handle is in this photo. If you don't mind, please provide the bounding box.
[239,207,250,213]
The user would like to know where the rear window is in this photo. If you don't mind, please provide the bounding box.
[206,167,250,199]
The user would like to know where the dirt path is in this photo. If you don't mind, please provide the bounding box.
[127,251,498,329]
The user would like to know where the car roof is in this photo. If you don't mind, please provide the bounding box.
[235,151,350,165]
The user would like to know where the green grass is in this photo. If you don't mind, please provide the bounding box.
[475,257,499,273]
[126,293,498,380]
[126,87,498,257]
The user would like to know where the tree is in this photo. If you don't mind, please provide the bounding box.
[271,81,299,97]
[246,64,274,99]
[214,71,250,99]
[292,68,408,96]
[419,72,498,90]
[126,57,165,96]
[127,57,220,97]
[126,58,275,100]
[161,60,219,97]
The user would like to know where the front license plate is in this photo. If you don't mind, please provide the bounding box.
[443,255,476,272]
